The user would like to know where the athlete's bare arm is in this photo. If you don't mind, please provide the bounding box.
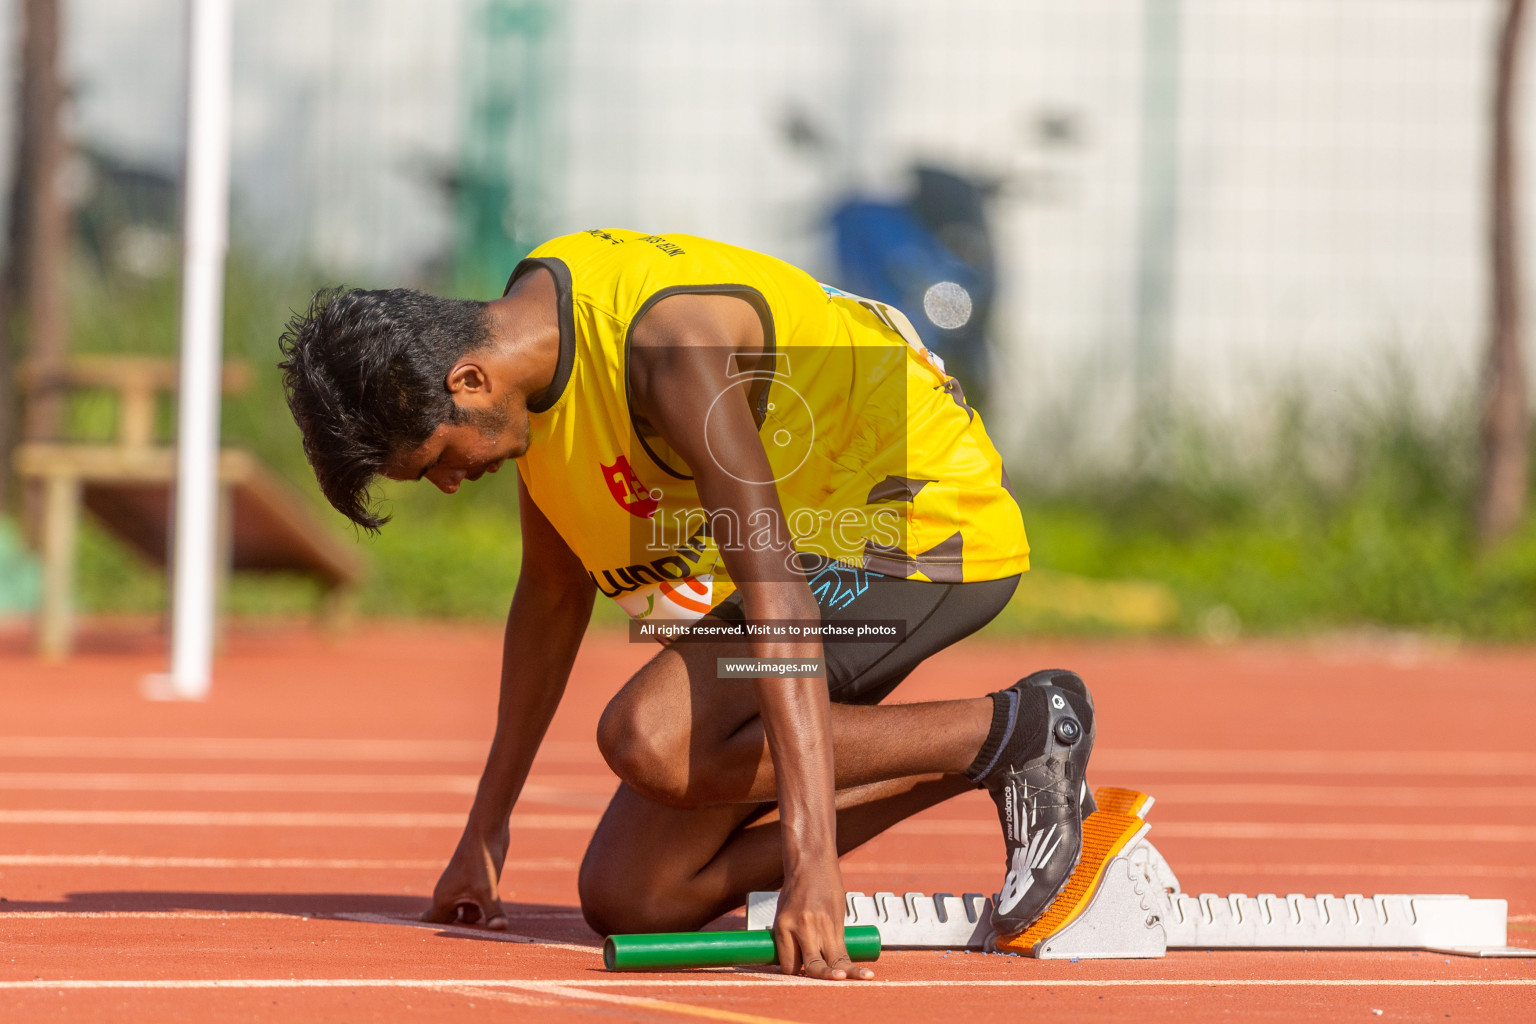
[629,293,870,981]
[422,473,595,928]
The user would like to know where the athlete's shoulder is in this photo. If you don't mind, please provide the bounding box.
[529,230,805,273]
[529,228,704,259]
[529,228,640,261]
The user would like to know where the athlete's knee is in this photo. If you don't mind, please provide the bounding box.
[595,689,693,806]
[579,874,675,936]
[577,854,628,935]
[578,844,700,935]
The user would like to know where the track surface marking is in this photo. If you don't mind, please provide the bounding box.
[1,622,1533,1022]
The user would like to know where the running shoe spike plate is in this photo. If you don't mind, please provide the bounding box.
[985,680,1096,934]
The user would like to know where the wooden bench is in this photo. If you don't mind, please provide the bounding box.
[12,355,365,657]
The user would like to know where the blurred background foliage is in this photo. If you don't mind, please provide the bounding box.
[57,252,1536,641]
[6,0,1536,643]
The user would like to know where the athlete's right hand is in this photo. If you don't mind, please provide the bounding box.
[421,825,510,930]
[773,860,873,981]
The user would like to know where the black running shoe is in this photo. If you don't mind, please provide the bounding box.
[981,674,1096,934]
[1021,669,1097,817]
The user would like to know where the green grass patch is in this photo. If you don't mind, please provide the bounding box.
[1006,381,1536,640]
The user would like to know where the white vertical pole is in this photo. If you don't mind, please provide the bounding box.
[162,0,233,700]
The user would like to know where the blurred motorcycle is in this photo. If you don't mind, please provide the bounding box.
[828,165,998,408]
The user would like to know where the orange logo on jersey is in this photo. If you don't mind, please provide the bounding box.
[659,578,712,614]
[601,455,659,518]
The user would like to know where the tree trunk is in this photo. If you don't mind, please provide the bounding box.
[14,0,69,445]
[1478,0,1532,549]
[2,0,68,527]
[0,263,12,517]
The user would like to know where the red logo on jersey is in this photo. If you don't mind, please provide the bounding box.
[601,455,659,518]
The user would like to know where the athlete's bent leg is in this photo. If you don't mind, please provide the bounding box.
[597,575,1017,807]
[595,636,992,807]
[583,572,1098,937]
[578,773,971,936]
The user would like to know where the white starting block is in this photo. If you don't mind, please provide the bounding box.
[746,787,1535,959]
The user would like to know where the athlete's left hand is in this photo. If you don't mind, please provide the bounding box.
[772,862,875,981]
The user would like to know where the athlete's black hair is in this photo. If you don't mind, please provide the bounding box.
[277,287,489,531]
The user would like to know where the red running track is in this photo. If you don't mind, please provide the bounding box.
[1,620,1533,1022]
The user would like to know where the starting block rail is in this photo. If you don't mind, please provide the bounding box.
[746,787,1535,960]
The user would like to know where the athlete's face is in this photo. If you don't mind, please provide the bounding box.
[384,405,522,494]
[381,345,538,494]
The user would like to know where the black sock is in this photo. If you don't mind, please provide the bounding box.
[965,685,1049,783]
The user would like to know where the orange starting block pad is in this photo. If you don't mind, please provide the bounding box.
[746,787,1536,959]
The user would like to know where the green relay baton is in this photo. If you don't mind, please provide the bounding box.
[604,925,882,972]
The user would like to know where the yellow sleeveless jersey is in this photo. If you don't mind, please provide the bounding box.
[508,229,1028,623]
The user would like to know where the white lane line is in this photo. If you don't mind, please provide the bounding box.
[440,986,563,1009]
[0,854,577,870]
[3,853,1525,882]
[1155,822,1536,842]
[0,772,481,793]
[0,810,598,828]
[0,910,603,955]
[1136,784,1536,807]
[0,738,484,760]
[0,978,1531,991]
[891,819,1536,842]
[0,737,599,762]
[0,772,616,794]
[3,740,1530,775]
[0,911,297,920]
[333,912,599,955]
[1100,749,1536,776]
[837,860,1536,879]
[460,980,814,1024]
[0,910,586,923]
[3,775,1531,808]
[1162,862,1536,880]
[5,810,1527,840]
[499,978,1536,988]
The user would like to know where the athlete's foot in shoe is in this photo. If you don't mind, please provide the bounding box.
[1021,669,1098,817]
[963,670,1096,935]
